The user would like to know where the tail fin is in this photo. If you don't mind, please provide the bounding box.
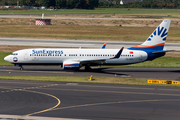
[129,19,171,51]
[101,42,107,49]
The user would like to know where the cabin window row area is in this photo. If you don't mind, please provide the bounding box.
[80,54,115,57]
[69,54,77,56]
[30,54,62,56]
[11,53,18,55]
[121,55,134,57]
[30,54,134,57]
[30,54,116,57]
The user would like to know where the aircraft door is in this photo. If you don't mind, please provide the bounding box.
[139,52,143,60]
[32,54,39,61]
[24,53,28,60]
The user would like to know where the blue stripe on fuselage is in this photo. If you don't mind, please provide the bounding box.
[128,45,165,61]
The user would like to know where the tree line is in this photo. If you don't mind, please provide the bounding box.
[0,0,99,9]
[99,0,180,8]
[0,0,180,9]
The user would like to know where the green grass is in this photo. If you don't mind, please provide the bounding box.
[0,52,11,66]
[0,8,179,17]
[0,75,179,87]
[0,24,179,42]
[0,76,146,84]
[125,57,180,68]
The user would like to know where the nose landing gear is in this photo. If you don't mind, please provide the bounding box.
[14,64,24,70]
[20,66,24,70]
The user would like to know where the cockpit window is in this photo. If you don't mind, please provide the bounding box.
[11,53,18,55]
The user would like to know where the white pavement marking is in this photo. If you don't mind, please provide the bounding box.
[0,114,89,120]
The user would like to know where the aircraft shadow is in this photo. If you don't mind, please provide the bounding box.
[12,66,129,76]
[78,67,129,76]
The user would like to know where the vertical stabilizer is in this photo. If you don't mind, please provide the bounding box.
[129,19,171,50]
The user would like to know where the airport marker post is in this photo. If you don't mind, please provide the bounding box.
[179,12,180,27]
[30,15,31,25]
[55,15,56,25]
[89,75,94,81]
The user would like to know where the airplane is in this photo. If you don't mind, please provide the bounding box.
[101,42,107,49]
[4,19,171,71]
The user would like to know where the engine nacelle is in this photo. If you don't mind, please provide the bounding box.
[63,61,80,70]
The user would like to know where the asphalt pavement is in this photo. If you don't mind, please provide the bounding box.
[1,79,180,120]
[0,66,180,80]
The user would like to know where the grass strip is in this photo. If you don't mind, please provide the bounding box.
[0,76,179,87]
[0,8,179,17]
[0,51,12,66]
[0,24,179,42]
[125,57,180,68]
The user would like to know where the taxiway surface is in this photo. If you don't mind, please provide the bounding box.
[1,80,180,120]
[0,66,180,80]
[1,38,180,50]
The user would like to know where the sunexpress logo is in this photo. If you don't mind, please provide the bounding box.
[147,26,168,41]
[32,49,63,54]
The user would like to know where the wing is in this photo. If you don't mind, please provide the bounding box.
[80,47,124,64]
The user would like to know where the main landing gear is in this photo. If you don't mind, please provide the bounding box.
[85,65,92,71]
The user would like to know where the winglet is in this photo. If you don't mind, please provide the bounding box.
[111,47,124,59]
[101,42,107,49]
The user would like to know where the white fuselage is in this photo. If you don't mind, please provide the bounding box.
[4,48,148,66]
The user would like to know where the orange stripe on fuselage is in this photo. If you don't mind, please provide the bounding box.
[64,63,80,65]
[134,43,165,48]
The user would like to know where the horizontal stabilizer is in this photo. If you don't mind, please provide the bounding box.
[152,50,174,54]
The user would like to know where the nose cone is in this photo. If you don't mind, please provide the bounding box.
[4,55,11,62]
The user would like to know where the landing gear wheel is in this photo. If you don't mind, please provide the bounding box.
[85,66,91,71]
[20,66,24,70]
